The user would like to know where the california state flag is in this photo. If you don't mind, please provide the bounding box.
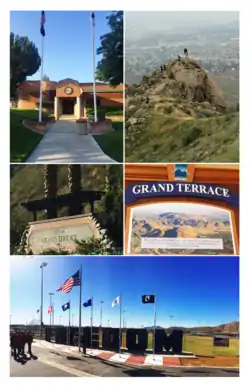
[48,305,53,313]
[112,296,120,308]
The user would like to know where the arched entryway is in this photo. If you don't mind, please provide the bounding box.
[54,79,83,120]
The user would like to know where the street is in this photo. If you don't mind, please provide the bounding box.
[10,357,76,377]
[9,345,239,377]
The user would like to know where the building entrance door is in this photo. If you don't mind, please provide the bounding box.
[62,98,75,115]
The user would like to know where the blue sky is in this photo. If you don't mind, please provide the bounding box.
[10,10,116,82]
[10,256,239,328]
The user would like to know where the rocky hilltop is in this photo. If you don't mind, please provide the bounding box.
[125,57,239,162]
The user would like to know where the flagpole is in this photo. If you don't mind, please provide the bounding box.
[78,265,82,352]
[90,296,93,354]
[39,34,44,123]
[90,12,97,122]
[119,293,122,356]
[69,300,71,346]
[153,295,157,361]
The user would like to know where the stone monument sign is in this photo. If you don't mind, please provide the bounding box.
[26,214,100,253]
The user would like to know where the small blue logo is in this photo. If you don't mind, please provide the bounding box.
[174,164,188,180]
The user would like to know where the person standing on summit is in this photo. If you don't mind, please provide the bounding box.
[184,48,188,57]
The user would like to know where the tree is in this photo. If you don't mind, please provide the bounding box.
[10,32,41,98]
[42,74,50,81]
[68,165,82,216]
[96,165,123,247]
[96,11,123,86]
[44,165,58,219]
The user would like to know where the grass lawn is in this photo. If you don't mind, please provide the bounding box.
[10,109,45,162]
[93,121,123,162]
[120,332,239,357]
[182,335,239,357]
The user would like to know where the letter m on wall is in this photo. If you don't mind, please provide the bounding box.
[155,329,183,353]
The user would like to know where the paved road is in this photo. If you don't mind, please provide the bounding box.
[13,345,238,377]
[26,121,116,163]
[10,356,76,377]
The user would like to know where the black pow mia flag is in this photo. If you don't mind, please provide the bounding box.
[142,295,155,304]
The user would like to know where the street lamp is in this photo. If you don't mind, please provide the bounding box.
[49,292,54,326]
[40,262,48,339]
[100,301,104,327]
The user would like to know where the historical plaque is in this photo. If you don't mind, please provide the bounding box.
[26,214,100,253]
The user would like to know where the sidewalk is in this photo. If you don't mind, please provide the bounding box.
[33,340,194,366]
[26,121,117,163]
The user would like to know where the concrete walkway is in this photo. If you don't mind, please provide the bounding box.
[26,120,117,163]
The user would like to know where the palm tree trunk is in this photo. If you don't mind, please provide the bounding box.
[44,165,58,219]
[68,165,82,216]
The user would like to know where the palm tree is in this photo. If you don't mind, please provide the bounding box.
[103,165,123,247]
[68,165,82,215]
[44,165,58,219]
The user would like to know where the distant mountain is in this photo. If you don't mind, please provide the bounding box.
[144,326,164,330]
[145,321,239,334]
[133,212,230,231]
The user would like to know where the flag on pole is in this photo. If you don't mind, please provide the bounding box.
[40,11,46,36]
[62,302,70,312]
[56,270,81,293]
[112,296,120,308]
[83,298,92,308]
[48,305,53,314]
[90,12,95,26]
[142,295,155,304]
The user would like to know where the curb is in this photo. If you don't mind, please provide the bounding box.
[34,342,239,370]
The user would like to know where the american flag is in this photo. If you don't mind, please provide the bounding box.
[40,11,46,37]
[56,270,81,293]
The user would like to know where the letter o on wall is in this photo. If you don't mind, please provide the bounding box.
[102,327,120,351]
[126,329,148,351]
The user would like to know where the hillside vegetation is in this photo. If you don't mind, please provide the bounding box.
[125,58,239,162]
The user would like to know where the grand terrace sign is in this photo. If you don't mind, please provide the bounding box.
[26,214,100,254]
[125,182,239,206]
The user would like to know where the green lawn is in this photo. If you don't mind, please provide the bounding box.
[182,335,239,357]
[93,121,123,162]
[120,332,239,357]
[10,109,44,162]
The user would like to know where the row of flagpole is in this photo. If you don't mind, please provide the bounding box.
[38,11,97,123]
[41,263,158,359]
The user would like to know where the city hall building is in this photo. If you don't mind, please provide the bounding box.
[18,79,123,120]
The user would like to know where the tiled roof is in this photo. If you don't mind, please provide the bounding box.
[19,80,123,93]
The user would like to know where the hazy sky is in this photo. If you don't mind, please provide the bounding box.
[132,203,230,218]
[125,11,239,35]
